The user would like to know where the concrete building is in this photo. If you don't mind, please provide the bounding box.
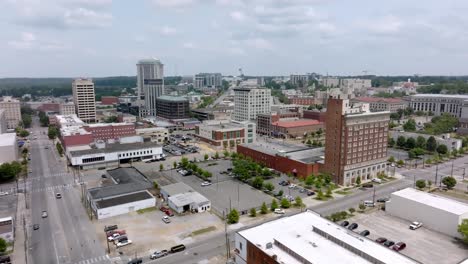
[386,188,468,238]
[117,114,137,123]
[195,120,256,149]
[191,107,233,121]
[60,126,93,148]
[233,87,271,121]
[0,217,14,243]
[389,131,462,151]
[160,183,211,214]
[289,74,309,87]
[86,167,155,220]
[0,110,7,134]
[0,133,19,163]
[234,211,417,264]
[68,141,163,169]
[406,94,468,117]
[0,96,21,129]
[256,112,301,136]
[288,96,315,106]
[155,96,190,120]
[340,78,372,90]
[84,123,136,141]
[136,58,164,117]
[72,78,97,123]
[458,100,468,135]
[237,142,323,178]
[54,114,85,128]
[271,119,324,139]
[319,77,340,88]
[135,127,169,143]
[59,102,76,115]
[303,110,326,123]
[324,98,390,186]
[194,73,222,88]
[352,97,407,113]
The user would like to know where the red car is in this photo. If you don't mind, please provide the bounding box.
[375,237,387,244]
[106,229,126,237]
[160,206,174,217]
[392,242,406,251]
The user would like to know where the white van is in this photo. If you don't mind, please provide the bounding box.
[364,200,375,207]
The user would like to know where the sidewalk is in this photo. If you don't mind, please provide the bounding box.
[12,192,28,264]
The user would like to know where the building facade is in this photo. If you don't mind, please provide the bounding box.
[352,97,407,113]
[101,96,119,105]
[72,78,97,123]
[135,127,169,143]
[0,133,19,164]
[0,96,21,129]
[59,102,76,115]
[233,87,271,121]
[303,110,326,123]
[288,96,315,105]
[406,94,468,117]
[194,73,222,88]
[271,119,324,139]
[195,120,256,148]
[155,96,190,120]
[319,77,340,88]
[83,123,136,141]
[340,78,372,90]
[136,58,164,117]
[0,109,7,134]
[289,74,309,87]
[324,98,389,186]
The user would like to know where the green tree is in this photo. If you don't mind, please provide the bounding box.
[316,189,324,200]
[451,149,458,157]
[153,181,159,189]
[325,187,333,198]
[263,182,275,192]
[180,157,189,168]
[21,114,32,128]
[355,176,361,185]
[173,161,177,169]
[306,139,312,146]
[436,144,448,155]
[260,202,268,214]
[403,118,417,132]
[252,176,264,189]
[280,198,291,208]
[397,136,406,148]
[359,203,366,211]
[204,153,209,161]
[457,219,468,244]
[249,208,257,217]
[19,129,29,138]
[294,196,303,207]
[270,199,278,211]
[415,179,426,189]
[416,136,427,149]
[397,159,405,166]
[0,238,7,254]
[426,136,437,152]
[406,137,416,149]
[214,152,220,159]
[159,164,164,171]
[388,137,396,147]
[223,150,229,158]
[48,126,59,139]
[277,190,284,197]
[227,209,239,224]
[56,142,63,156]
[104,116,118,123]
[442,176,457,189]
[305,175,315,187]
[349,208,356,214]
[387,156,395,163]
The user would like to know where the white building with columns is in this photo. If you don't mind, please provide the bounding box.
[406,94,468,118]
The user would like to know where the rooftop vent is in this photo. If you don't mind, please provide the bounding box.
[266,242,272,249]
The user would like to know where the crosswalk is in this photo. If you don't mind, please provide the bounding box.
[31,183,74,194]
[73,255,111,264]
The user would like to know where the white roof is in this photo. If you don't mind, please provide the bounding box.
[392,188,468,216]
[238,211,418,264]
[0,133,16,147]
[86,122,132,128]
[168,192,210,207]
[60,126,91,137]
[411,94,468,99]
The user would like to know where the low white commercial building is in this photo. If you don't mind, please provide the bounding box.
[386,188,468,238]
[135,127,169,143]
[0,217,14,243]
[235,211,418,264]
[0,133,18,164]
[406,94,468,117]
[86,167,155,220]
[161,182,211,214]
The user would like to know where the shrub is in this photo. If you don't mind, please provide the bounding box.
[227,209,239,224]
[249,208,257,217]
[260,202,268,214]
[270,199,278,211]
[280,198,291,208]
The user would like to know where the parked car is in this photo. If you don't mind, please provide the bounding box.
[307,190,315,196]
[104,225,118,232]
[376,197,389,203]
[363,200,375,207]
[274,209,285,214]
[150,250,169,259]
[170,244,186,253]
[347,223,358,230]
[116,240,132,248]
[41,211,48,218]
[288,184,297,189]
[108,233,127,242]
[106,230,126,237]
[359,230,370,237]
[392,242,406,251]
[162,216,171,224]
[55,193,62,199]
[383,240,395,247]
[299,188,305,193]
[127,258,142,264]
[33,224,39,230]
[0,192,8,196]
[372,178,382,183]
[409,222,423,230]
[340,221,349,227]
[375,237,387,244]
[362,183,373,188]
[201,181,212,187]
[114,236,128,245]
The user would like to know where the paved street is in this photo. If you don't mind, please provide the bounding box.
[27,117,109,264]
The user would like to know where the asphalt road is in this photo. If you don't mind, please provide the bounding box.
[27,117,108,264]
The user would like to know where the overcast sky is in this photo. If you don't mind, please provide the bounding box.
[1,0,468,77]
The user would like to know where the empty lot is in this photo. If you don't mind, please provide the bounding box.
[348,210,468,264]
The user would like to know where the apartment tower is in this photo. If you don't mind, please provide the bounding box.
[324,97,390,186]
[0,96,22,129]
[72,78,96,123]
[233,87,271,121]
[136,58,164,117]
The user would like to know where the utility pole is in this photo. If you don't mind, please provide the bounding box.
[435,163,439,187]
[463,168,466,180]
[105,230,110,254]
[451,160,454,176]
[372,186,376,204]
[224,210,229,260]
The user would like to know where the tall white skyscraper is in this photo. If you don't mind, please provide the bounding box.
[233,87,271,121]
[72,78,96,123]
[137,58,164,117]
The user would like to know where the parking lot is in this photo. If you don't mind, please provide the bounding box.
[93,208,223,258]
[160,159,273,215]
[347,210,468,264]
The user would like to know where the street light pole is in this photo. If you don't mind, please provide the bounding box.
[435,163,439,187]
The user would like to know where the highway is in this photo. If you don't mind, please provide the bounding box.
[27,117,108,264]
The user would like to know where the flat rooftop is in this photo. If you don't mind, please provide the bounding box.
[60,126,92,137]
[69,141,161,156]
[391,188,468,215]
[240,141,324,164]
[156,95,189,102]
[55,114,85,126]
[85,122,134,128]
[272,119,322,128]
[410,94,468,99]
[169,192,209,207]
[161,182,194,197]
[0,133,16,147]
[238,211,418,264]
[95,190,153,209]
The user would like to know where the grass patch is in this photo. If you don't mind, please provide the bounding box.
[190,226,216,236]
[435,190,468,201]
[136,207,157,214]
[334,190,351,195]
[207,163,218,166]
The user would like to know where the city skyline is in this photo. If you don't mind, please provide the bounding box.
[2,0,468,77]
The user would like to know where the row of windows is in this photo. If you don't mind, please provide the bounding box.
[118,149,154,158]
[347,154,385,164]
[346,164,386,176]
[82,156,105,164]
